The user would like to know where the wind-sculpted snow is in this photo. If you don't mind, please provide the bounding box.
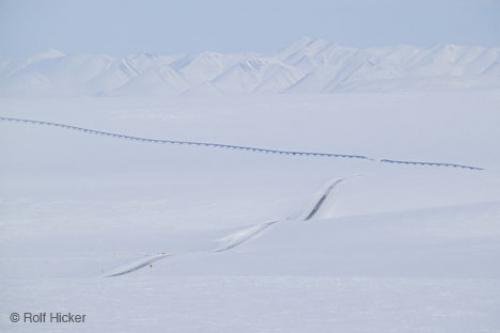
[104,253,170,277]
[213,221,280,253]
[0,115,485,171]
[103,176,346,277]
[302,177,347,221]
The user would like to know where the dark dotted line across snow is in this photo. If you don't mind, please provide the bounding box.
[0,116,483,171]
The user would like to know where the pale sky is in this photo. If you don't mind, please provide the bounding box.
[1,0,499,58]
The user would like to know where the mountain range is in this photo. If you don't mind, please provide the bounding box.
[1,37,499,97]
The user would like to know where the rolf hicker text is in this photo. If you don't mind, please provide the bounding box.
[18,312,86,323]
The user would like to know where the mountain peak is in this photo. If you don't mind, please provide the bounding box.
[1,42,499,97]
[28,49,66,63]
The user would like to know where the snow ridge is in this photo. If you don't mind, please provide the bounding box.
[103,176,347,277]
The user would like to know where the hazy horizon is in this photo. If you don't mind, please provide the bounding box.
[5,38,500,60]
[1,0,499,58]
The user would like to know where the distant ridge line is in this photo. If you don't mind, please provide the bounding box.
[1,40,500,97]
[0,116,484,171]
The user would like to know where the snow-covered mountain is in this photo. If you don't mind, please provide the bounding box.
[1,37,499,96]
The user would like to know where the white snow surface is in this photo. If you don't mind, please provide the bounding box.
[1,92,500,332]
[1,38,500,97]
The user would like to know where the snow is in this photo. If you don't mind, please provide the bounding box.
[1,39,500,97]
[0,87,500,331]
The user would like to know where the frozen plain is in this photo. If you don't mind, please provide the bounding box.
[1,91,500,332]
